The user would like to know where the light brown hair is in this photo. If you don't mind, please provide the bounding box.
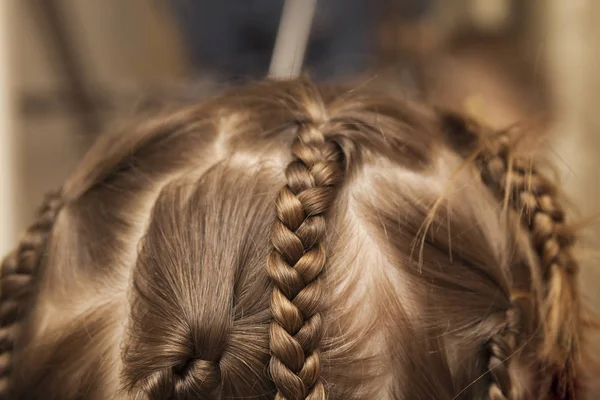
[0,78,594,399]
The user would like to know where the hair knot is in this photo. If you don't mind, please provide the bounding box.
[173,358,221,395]
[137,359,221,399]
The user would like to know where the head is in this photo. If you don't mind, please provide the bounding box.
[0,78,591,399]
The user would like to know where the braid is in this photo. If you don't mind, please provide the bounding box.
[0,192,63,396]
[478,135,581,398]
[267,110,343,399]
[486,302,524,400]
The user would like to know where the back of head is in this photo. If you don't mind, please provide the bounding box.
[0,78,592,399]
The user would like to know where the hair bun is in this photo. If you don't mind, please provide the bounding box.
[138,359,221,398]
[173,359,221,395]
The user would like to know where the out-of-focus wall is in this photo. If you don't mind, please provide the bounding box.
[9,0,186,247]
[18,0,186,95]
[0,2,17,257]
[546,0,600,307]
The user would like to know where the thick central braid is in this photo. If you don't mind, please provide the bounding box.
[267,114,343,400]
[478,136,581,398]
[0,192,63,397]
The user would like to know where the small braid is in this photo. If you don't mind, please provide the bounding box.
[0,192,63,396]
[267,112,344,400]
[478,136,581,398]
[486,303,523,400]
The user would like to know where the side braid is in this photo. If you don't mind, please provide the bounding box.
[267,114,344,400]
[0,192,63,395]
[478,136,581,398]
[486,300,527,400]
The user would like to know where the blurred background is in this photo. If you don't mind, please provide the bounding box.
[0,0,598,317]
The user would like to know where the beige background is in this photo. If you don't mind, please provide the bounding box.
[1,0,187,252]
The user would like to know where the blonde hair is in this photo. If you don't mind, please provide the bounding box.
[0,78,592,399]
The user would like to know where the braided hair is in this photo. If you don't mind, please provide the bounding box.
[477,132,582,399]
[440,111,584,399]
[0,192,63,397]
[267,107,344,398]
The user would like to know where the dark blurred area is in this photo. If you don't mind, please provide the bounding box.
[169,0,375,81]
[1,0,599,341]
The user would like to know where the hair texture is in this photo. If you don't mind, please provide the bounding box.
[442,113,590,399]
[0,192,63,396]
[0,78,593,400]
[266,84,344,400]
[477,130,583,398]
